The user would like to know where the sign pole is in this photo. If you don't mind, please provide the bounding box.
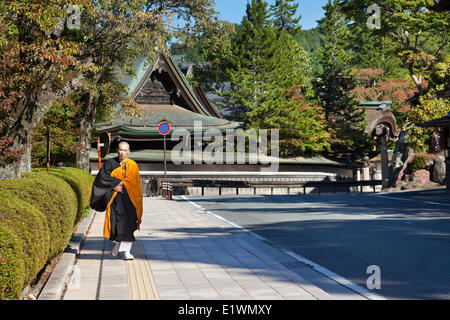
[46,127,50,172]
[158,119,171,183]
[97,137,102,170]
[164,133,167,179]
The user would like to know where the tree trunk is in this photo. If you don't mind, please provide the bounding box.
[409,64,424,96]
[76,93,99,172]
[0,123,33,180]
[76,130,92,172]
[0,70,86,180]
[0,94,39,180]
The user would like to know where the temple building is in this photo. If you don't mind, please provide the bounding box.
[89,53,399,194]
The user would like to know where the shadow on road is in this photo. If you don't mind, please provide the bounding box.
[179,193,450,300]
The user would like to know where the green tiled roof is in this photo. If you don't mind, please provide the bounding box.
[115,57,152,96]
[166,54,210,115]
[95,104,240,135]
[359,100,393,111]
[99,53,241,138]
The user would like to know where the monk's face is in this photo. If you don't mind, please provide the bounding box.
[117,144,130,162]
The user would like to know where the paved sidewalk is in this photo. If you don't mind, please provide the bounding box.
[62,197,367,300]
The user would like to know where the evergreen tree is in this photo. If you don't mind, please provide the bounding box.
[270,0,301,35]
[227,0,330,156]
[295,27,325,74]
[314,0,373,158]
[227,0,277,121]
[341,0,449,96]
[348,24,406,80]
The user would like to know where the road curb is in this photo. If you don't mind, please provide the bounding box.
[38,210,96,300]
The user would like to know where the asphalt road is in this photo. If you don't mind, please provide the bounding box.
[182,190,450,300]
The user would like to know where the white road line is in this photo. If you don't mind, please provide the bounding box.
[279,249,385,301]
[374,195,410,201]
[375,195,450,206]
[180,195,386,300]
[204,210,267,241]
[426,201,450,207]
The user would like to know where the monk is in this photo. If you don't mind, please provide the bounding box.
[90,141,143,260]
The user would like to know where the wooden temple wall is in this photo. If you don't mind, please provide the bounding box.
[90,161,358,196]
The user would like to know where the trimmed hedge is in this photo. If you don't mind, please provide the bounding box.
[0,167,94,300]
[31,167,94,224]
[0,195,50,297]
[0,225,26,300]
[9,173,78,259]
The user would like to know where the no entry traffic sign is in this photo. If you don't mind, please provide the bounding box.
[158,122,171,135]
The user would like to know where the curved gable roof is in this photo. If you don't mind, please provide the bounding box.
[129,53,210,116]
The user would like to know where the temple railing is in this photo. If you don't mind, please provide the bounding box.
[91,171,380,197]
[154,178,382,198]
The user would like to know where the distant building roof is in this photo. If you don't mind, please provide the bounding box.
[95,104,240,141]
[192,87,224,119]
[95,53,241,140]
[115,56,152,97]
[360,101,399,139]
[416,112,450,128]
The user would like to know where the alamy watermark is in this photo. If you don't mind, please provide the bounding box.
[65,5,81,30]
[170,121,280,172]
[366,265,381,290]
[367,4,381,30]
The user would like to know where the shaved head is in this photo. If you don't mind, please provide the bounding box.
[117,141,130,162]
[117,141,130,151]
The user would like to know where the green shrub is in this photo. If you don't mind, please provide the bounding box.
[407,95,448,153]
[0,167,92,300]
[32,167,94,224]
[0,225,26,300]
[410,154,426,172]
[15,172,78,258]
[0,195,49,291]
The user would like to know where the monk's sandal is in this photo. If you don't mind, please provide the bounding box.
[123,251,134,260]
[111,242,120,257]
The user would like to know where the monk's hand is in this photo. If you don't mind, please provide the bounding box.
[113,183,123,193]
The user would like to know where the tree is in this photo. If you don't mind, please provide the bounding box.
[0,0,216,179]
[227,0,329,156]
[342,0,450,96]
[295,28,325,74]
[406,94,448,153]
[31,97,81,168]
[31,67,137,169]
[227,0,278,117]
[270,0,301,35]
[0,0,87,180]
[350,68,419,131]
[188,18,236,93]
[429,54,450,92]
[278,88,331,156]
[169,42,204,62]
[347,23,406,80]
[314,0,373,158]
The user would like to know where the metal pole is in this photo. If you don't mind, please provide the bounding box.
[97,137,102,170]
[164,134,167,179]
[445,127,450,194]
[46,127,50,172]
[380,134,389,189]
